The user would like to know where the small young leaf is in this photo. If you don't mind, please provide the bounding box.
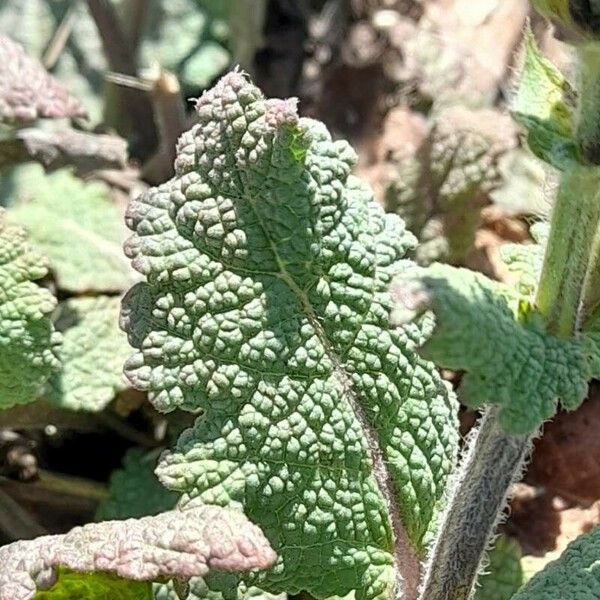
[0,505,276,600]
[500,222,549,298]
[511,27,578,169]
[392,264,594,433]
[47,296,132,412]
[0,209,61,408]
[511,523,600,598]
[8,169,136,293]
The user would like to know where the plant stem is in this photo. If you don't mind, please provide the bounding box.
[577,43,600,322]
[575,44,600,165]
[418,407,531,600]
[535,165,600,336]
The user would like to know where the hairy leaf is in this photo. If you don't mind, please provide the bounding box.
[392,263,598,433]
[121,71,458,600]
[500,222,549,297]
[489,148,549,216]
[384,107,514,265]
[511,523,600,599]
[512,27,577,169]
[0,505,276,600]
[0,209,61,408]
[0,35,86,124]
[47,296,131,412]
[154,575,286,600]
[474,536,524,600]
[9,169,136,293]
[97,448,179,521]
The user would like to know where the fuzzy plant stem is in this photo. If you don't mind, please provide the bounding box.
[417,406,531,600]
[575,43,600,165]
[418,50,600,600]
[535,164,600,336]
[577,44,600,322]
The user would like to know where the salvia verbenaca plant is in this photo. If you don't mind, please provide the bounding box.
[4,2,600,599]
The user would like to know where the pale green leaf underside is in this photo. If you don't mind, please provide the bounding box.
[474,536,524,600]
[121,72,458,600]
[47,296,131,412]
[512,523,600,599]
[96,448,179,521]
[511,27,577,169]
[392,263,595,433]
[9,169,135,293]
[0,209,60,408]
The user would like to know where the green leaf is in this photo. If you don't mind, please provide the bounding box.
[392,263,594,433]
[474,536,524,600]
[33,569,152,600]
[0,505,276,600]
[121,72,459,600]
[511,523,600,598]
[153,575,286,600]
[500,221,549,298]
[8,169,136,293]
[0,208,61,408]
[46,296,132,412]
[384,107,514,265]
[96,448,179,521]
[511,26,578,169]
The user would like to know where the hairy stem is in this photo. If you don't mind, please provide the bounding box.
[536,165,600,336]
[576,44,600,165]
[418,407,531,600]
[577,43,600,322]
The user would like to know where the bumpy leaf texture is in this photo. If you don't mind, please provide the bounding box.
[9,169,136,293]
[121,71,458,600]
[153,575,287,600]
[511,523,600,599]
[391,264,599,433]
[384,107,514,265]
[0,209,60,408]
[474,536,524,600]
[0,505,276,600]
[47,296,132,412]
[96,448,179,521]
[0,36,86,124]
